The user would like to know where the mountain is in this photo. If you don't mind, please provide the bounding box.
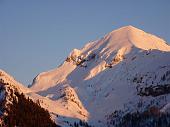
[1,26,170,127]
[30,26,170,92]
[30,25,170,126]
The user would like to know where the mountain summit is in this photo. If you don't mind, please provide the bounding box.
[99,25,170,51]
[80,25,170,57]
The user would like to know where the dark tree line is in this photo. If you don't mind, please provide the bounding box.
[118,110,170,127]
[138,84,170,97]
[73,120,92,127]
[0,82,60,127]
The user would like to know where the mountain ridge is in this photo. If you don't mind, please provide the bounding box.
[30,26,170,92]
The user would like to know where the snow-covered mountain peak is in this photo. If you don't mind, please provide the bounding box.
[30,26,170,93]
[99,25,169,50]
[78,26,170,62]
[109,25,142,34]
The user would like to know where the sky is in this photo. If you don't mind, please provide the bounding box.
[0,0,170,86]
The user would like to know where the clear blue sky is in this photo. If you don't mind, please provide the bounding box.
[0,0,170,86]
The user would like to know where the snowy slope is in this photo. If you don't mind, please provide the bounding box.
[29,26,170,126]
[0,69,89,126]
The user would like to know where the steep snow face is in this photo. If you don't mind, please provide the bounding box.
[29,26,170,126]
